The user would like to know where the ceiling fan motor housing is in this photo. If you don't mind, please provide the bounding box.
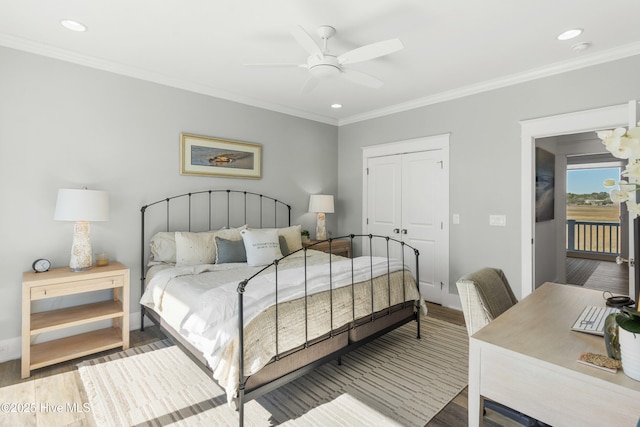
[308,55,341,78]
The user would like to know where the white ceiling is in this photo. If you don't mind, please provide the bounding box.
[2,0,640,126]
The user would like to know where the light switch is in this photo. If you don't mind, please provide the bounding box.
[453,214,460,224]
[490,215,507,227]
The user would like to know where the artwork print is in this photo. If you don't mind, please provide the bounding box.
[180,134,262,179]
[535,147,555,222]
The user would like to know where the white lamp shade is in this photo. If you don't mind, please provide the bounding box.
[308,194,335,213]
[54,189,109,222]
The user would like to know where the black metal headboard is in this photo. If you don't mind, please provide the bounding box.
[140,189,292,323]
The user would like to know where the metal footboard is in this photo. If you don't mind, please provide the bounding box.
[235,234,420,426]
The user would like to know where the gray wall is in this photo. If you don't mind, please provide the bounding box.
[337,54,640,301]
[0,46,338,350]
[3,43,640,357]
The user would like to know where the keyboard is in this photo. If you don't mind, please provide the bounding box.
[571,306,618,336]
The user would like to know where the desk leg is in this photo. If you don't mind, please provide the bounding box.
[468,339,483,427]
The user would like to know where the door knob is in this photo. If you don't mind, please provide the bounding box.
[401,229,407,234]
[393,228,400,234]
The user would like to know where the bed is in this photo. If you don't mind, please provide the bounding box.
[139,189,424,425]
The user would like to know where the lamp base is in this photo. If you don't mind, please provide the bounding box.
[69,221,93,272]
[316,212,327,241]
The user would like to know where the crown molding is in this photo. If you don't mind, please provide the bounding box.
[2,32,639,128]
[339,41,640,126]
[0,33,339,126]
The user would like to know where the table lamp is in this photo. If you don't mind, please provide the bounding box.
[308,194,334,240]
[54,188,109,272]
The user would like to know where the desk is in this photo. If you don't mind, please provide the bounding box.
[469,282,640,426]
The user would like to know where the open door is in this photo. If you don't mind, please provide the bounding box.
[628,100,639,303]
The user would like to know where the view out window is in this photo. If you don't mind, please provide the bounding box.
[566,167,620,255]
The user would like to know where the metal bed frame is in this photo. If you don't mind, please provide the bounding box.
[140,189,421,426]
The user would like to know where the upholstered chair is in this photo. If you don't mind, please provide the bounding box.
[456,267,518,336]
[456,268,547,426]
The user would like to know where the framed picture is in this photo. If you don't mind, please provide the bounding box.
[535,147,555,222]
[180,133,262,179]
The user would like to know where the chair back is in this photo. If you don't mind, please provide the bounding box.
[456,267,518,336]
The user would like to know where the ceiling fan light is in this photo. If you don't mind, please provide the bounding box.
[309,64,340,78]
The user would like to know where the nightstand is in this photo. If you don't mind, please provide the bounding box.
[21,262,129,378]
[303,239,352,258]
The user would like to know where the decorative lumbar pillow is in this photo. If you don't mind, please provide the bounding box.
[241,228,283,267]
[149,232,177,264]
[278,235,290,256]
[175,231,216,266]
[215,236,247,263]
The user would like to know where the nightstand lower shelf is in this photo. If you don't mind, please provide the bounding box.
[31,300,124,334]
[30,327,124,370]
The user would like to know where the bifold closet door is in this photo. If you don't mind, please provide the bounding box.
[366,150,445,303]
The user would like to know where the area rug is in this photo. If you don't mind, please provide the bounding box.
[77,316,468,427]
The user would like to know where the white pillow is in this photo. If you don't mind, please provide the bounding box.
[241,228,283,267]
[175,232,216,266]
[150,232,177,264]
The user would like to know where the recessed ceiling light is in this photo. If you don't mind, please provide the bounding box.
[557,28,582,41]
[60,19,87,32]
[331,103,342,109]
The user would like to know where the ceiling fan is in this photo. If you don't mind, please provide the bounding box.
[246,25,404,92]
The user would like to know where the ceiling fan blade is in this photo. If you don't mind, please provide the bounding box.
[301,76,318,93]
[244,63,307,69]
[340,68,384,89]
[338,39,404,65]
[291,25,323,58]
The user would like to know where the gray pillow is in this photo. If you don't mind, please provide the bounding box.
[215,236,247,263]
[279,235,290,256]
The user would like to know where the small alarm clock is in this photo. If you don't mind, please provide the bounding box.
[32,258,51,273]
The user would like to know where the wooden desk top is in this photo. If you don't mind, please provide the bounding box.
[472,282,640,392]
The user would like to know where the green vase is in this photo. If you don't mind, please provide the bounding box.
[604,311,621,360]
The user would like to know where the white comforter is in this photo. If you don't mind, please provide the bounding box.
[140,250,418,402]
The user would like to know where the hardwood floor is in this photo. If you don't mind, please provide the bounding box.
[0,304,521,427]
[424,302,522,427]
[566,256,628,295]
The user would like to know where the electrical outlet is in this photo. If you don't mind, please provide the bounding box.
[0,344,8,355]
[452,214,460,224]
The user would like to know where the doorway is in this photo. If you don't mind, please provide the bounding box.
[534,131,628,294]
[520,101,637,300]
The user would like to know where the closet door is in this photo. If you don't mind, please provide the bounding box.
[401,151,445,303]
[366,150,446,303]
[367,154,402,256]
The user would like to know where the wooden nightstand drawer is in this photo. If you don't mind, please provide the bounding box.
[30,275,124,300]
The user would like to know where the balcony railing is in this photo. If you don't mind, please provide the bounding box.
[566,219,620,255]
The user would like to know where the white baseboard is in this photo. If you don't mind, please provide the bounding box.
[0,310,153,364]
[0,337,21,364]
[442,292,463,312]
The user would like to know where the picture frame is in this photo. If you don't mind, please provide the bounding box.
[535,147,555,222]
[180,133,262,179]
